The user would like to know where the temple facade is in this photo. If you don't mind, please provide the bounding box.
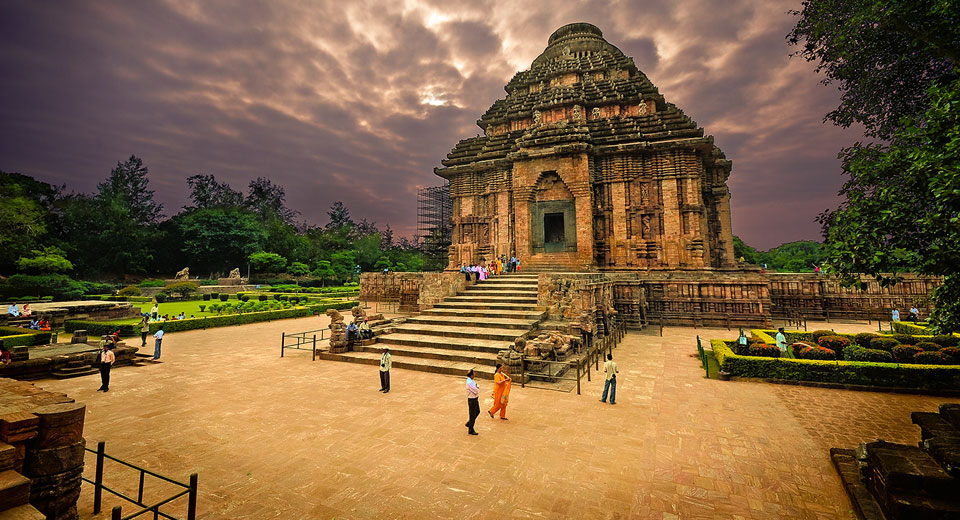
[436,22,736,271]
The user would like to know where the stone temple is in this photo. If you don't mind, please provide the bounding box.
[436,22,735,271]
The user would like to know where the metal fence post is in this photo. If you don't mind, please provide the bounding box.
[188,473,198,520]
[281,332,285,358]
[576,361,581,395]
[94,441,105,514]
[586,352,591,382]
[312,335,317,361]
[520,354,525,388]
[112,506,121,520]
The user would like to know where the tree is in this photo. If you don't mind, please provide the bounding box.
[287,261,309,277]
[17,246,73,273]
[97,155,162,225]
[788,0,959,139]
[178,208,266,273]
[245,178,297,223]
[248,251,287,272]
[331,250,356,282]
[817,80,960,331]
[185,174,243,210]
[310,260,335,286]
[733,236,760,264]
[0,172,62,274]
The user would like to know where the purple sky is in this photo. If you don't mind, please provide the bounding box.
[0,0,863,250]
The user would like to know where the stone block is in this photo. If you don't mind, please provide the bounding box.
[27,404,84,450]
[28,465,81,520]
[10,349,27,363]
[0,444,15,473]
[0,470,31,511]
[0,413,38,444]
[23,439,84,477]
[0,504,47,520]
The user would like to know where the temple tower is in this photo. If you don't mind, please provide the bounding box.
[435,22,735,271]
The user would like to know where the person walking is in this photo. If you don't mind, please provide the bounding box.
[139,314,150,346]
[600,354,618,404]
[776,327,788,356]
[152,325,164,360]
[465,369,480,435]
[379,347,392,393]
[97,342,115,392]
[488,364,512,420]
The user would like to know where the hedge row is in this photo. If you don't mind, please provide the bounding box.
[891,321,932,335]
[0,327,53,347]
[712,339,960,390]
[64,301,357,337]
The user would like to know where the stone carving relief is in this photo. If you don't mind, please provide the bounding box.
[591,107,601,119]
[175,267,189,280]
[641,215,651,239]
[638,101,648,115]
[562,45,572,59]
[533,110,542,125]
[572,105,582,120]
[228,268,241,279]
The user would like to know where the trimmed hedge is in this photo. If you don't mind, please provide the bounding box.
[796,344,836,360]
[869,337,900,352]
[843,345,894,363]
[0,326,53,347]
[712,339,960,390]
[819,336,851,351]
[892,321,931,335]
[64,301,357,337]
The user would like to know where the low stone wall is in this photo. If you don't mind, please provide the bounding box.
[766,273,939,320]
[359,272,470,312]
[0,378,86,519]
[28,301,141,328]
[0,343,139,381]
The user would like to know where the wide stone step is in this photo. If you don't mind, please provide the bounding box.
[460,288,539,296]
[374,333,508,354]
[405,315,539,330]
[420,308,546,320]
[445,295,539,304]
[0,470,31,511]
[316,351,498,379]
[353,344,499,366]
[391,323,523,341]
[433,302,542,312]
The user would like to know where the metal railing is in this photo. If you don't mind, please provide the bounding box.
[280,329,327,360]
[82,441,197,520]
[519,317,626,395]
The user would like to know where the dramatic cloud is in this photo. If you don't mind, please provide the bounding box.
[0,0,862,249]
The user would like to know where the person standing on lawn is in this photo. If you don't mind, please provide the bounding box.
[776,327,788,355]
[150,303,158,320]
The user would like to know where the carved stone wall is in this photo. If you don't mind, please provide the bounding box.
[360,272,469,312]
[767,273,940,320]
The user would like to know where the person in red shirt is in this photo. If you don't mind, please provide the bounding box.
[0,345,12,365]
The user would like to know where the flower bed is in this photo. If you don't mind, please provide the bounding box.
[749,329,960,366]
[711,339,960,390]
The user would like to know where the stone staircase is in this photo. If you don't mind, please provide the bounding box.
[318,273,544,379]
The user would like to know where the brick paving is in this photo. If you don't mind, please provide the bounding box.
[30,317,952,519]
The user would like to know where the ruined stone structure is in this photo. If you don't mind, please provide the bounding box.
[436,22,735,271]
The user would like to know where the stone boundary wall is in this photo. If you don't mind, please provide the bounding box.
[765,273,939,320]
[359,272,470,312]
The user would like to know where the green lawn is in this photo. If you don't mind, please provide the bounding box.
[136,301,220,320]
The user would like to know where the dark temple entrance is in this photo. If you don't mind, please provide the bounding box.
[544,213,565,252]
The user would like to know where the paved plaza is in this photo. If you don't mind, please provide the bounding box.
[34,317,949,519]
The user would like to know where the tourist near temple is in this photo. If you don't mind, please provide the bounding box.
[436,22,735,272]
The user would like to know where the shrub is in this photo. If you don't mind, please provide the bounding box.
[916,341,941,351]
[810,330,835,342]
[41,296,53,301]
[138,279,165,288]
[915,351,949,365]
[164,281,199,299]
[932,335,960,348]
[208,303,220,314]
[155,292,168,303]
[118,285,142,296]
[797,345,836,360]
[941,347,960,364]
[742,343,781,358]
[241,295,250,302]
[219,294,229,302]
[199,279,218,286]
[198,305,206,313]
[202,293,211,301]
[210,292,220,299]
[236,292,244,299]
[854,333,878,347]
[258,295,267,301]
[892,345,923,363]
[818,336,851,351]
[890,334,917,345]
[273,294,282,301]
[869,337,900,352]
[843,345,894,363]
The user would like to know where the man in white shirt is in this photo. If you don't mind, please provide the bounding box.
[600,354,619,404]
[465,369,480,435]
[153,326,164,360]
[379,348,392,393]
[892,309,900,322]
[98,343,116,392]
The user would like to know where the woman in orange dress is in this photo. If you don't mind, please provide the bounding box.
[488,364,512,420]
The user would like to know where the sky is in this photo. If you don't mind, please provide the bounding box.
[0,0,865,251]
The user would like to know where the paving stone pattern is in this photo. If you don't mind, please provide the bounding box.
[29,318,950,519]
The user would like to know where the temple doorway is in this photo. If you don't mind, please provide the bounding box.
[544,212,565,252]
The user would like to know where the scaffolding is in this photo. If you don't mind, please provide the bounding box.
[416,184,453,270]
